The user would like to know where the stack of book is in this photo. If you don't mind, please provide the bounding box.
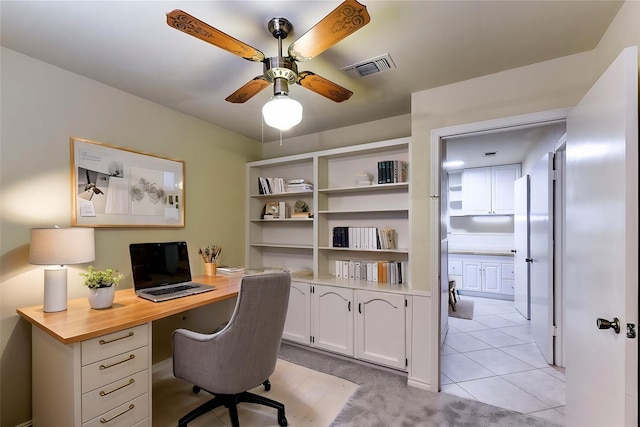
[285,179,313,192]
[332,226,396,250]
[377,160,408,184]
[335,259,406,284]
[215,266,245,276]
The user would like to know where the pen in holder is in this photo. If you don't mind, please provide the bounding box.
[199,245,222,277]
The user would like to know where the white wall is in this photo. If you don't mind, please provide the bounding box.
[262,114,411,159]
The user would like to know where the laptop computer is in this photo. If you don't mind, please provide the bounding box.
[129,241,215,302]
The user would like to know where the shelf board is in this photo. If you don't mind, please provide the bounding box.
[250,218,313,222]
[250,243,313,250]
[317,208,408,215]
[250,190,313,198]
[319,246,409,254]
[318,182,408,194]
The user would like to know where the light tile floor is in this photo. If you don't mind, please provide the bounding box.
[441,295,566,426]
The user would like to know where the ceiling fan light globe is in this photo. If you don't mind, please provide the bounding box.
[262,95,303,131]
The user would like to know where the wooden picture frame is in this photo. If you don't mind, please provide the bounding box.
[264,202,280,218]
[71,137,185,227]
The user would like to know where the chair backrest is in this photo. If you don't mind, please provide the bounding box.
[201,272,291,392]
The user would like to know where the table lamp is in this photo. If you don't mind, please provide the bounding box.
[29,227,95,312]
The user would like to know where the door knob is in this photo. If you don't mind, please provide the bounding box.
[525,258,533,263]
[596,317,621,334]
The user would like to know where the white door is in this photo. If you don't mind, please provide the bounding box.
[529,153,554,364]
[441,239,449,347]
[565,46,638,427]
[514,175,530,318]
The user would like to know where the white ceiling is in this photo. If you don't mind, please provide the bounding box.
[445,123,564,169]
[0,1,622,143]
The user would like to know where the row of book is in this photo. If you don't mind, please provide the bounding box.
[377,160,408,184]
[257,177,313,194]
[332,226,397,250]
[335,259,407,284]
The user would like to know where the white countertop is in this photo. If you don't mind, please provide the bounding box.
[449,249,515,257]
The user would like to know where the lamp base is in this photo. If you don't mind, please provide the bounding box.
[43,267,68,312]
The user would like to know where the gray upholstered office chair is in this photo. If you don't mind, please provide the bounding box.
[172,272,291,427]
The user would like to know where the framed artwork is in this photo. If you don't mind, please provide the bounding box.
[264,202,280,218]
[71,137,185,227]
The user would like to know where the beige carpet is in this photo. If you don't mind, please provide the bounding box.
[152,358,358,426]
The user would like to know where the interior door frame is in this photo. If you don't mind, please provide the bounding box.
[430,107,572,390]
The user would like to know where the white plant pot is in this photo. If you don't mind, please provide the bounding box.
[87,285,115,309]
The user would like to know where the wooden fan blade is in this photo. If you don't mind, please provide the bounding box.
[225,76,270,103]
[167,10,265,62]
[288,0,370,62]
[297,71,353,103]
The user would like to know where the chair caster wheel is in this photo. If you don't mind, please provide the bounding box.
[263,380,271,391]
[278,416,288,426]
[192,386,201,394]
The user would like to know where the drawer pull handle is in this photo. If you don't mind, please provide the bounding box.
[99,331,134,345]
[100,404,135,424]
[100,354,135,370]
[100,378,135,396]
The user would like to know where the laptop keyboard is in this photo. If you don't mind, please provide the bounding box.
[146,284,196,296]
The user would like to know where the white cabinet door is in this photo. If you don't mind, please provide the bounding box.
[462,261,482,291]
[311,285,354,356]
[462,165,521,215]
[482,262,501,293]
[283,281,311,345]
[492,165,521,214]
[462,167,492,215]
[355,290,405,369]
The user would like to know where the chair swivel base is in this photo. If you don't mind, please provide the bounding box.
[179,384,287,427]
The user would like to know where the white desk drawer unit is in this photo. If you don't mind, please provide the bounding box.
[81,324,150,426]
[83,394,149,427]
[82,324,149,364]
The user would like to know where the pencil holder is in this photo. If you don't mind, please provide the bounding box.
[204,262,216,277]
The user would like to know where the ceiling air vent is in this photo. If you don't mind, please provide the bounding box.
[340,53,396,78]
[484,152,498,157]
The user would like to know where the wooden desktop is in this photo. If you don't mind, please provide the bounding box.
[17,274,242,427]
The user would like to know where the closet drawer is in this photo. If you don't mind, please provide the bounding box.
[82,346,149,392]
[448,260,463,275]
[501,263,514,280]
[83,393,149,427]
[82,369,149,422]
[82,324,149,365]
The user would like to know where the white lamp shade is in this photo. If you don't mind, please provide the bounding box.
[262,95,303,131]
[29,227,95,265]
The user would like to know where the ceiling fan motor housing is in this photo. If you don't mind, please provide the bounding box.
[263,56,298,87]
[268,17,292,40]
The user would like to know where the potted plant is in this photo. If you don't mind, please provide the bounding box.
[80,266,124,309]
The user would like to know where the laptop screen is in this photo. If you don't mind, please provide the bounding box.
[129,241,192,291]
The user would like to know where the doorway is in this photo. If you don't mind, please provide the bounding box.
[433,109,569,421]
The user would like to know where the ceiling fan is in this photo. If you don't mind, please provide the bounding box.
[166,0,370,108]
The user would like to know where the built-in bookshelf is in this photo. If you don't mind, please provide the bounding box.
[246,137,410,286]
